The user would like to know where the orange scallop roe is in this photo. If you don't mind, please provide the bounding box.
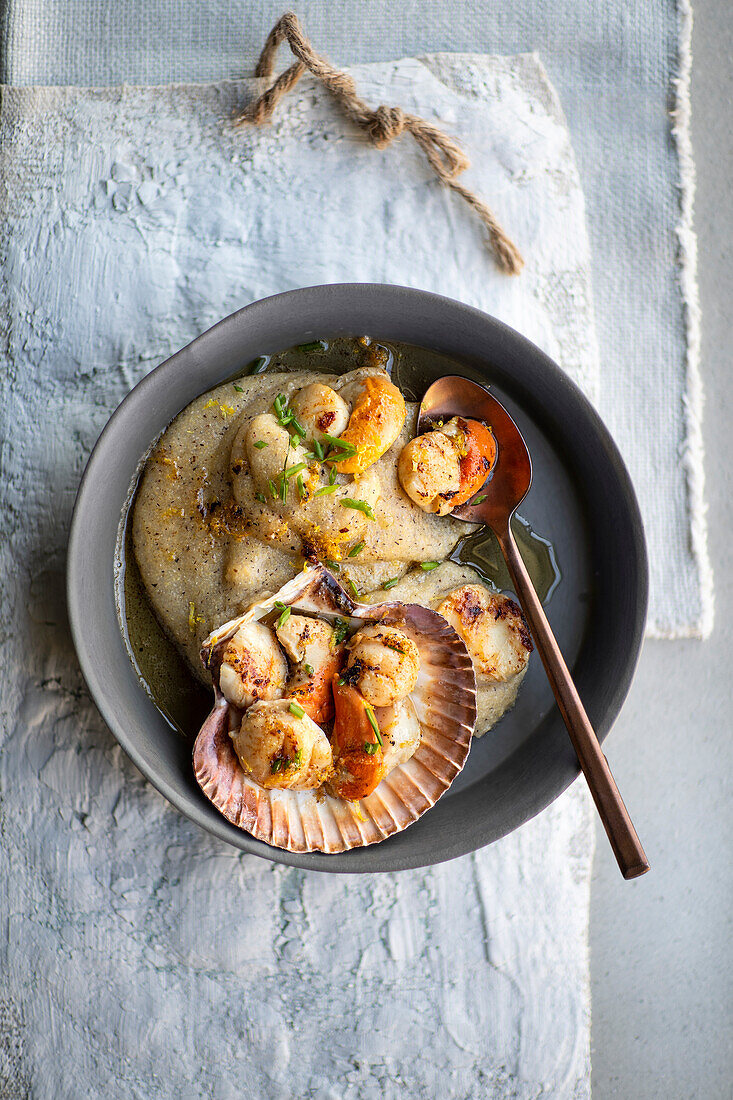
[452,419,497,507]
[329,675,387,800]
[335,376,406,475]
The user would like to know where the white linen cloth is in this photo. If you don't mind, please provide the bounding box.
[0,55,617,1098]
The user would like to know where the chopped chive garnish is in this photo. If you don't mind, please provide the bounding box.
[363,741,379,756]
[329,466,337,486]
[304,663,314,676]
[270,758,284,774]
[347,579,360,599]
[382,577,400,590]
[284,461,308,479]
[297,340,325,352]
[325,560,340,572]
[268,479,278,499]
[321,434,357,456]
[255,491,267,503]
[233,383,244,393]
[297,473,305,501]
[253,440,268,449]
[249,356,268,374]
[312,439,325,461]
[280,477,288,503]
[289,415,307,438]
[420,561,440,571]
[365,706,383,746]
[276,606,291,629]
[333,617,349,645]
[288,701,305,719]
[341,498,375,519]
[315,485,339,496]
[348,542,364,557]
[473,494,487,505]
[293,748,302,768]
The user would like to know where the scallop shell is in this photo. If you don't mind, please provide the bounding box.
[193,564,477,852]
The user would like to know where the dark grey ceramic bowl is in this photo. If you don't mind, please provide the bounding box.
[67,284,647,872]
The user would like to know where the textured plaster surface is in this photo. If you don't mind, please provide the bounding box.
[0,1,729,1094]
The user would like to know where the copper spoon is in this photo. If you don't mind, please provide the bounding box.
[419,375,649,879]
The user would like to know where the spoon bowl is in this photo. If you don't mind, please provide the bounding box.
[419,374,532,528]
[419,375,649,880]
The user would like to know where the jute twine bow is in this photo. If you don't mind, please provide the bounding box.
[235,12,524,276]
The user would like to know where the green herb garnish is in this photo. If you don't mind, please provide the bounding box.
[249,356,268,374]
[333,617,349,645]
[365,706,383,746]
[297,340,325,353]
[254,440,268,449]
[288,701,305,719]
[293,748,302,768]
[289,415,307,438]
[255,491,267,504]
[322,434,357,458]
[270,757,284,774]
[473,494,487,505]
[328,466,337,486]
[233,383,244,393]
[348,542,364,557]
[283,461,308,479]
[315,485,339,496]
[297,473,305,501]
[304,663,314,676]
[347,579,360,599]
[311,438,325,461]
[363,742,379,755]
[275,604,291,629]
[325,560,340,572]
[341,498,375,520]
[420,561,440,571]
[382,577,400,590]
[268,479,278,500]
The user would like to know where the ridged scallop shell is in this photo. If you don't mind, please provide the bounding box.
[193,564,477,852]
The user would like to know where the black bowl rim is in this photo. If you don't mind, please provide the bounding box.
[67,283,648,872]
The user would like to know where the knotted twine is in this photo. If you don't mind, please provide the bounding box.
[235,12,524,275]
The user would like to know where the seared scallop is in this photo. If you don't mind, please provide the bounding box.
[344,623,420,706]
[397,431,461,516]
[231,699,333,790]
[289,383,350,441]
[218,621,288,708]
[437,585,532,682]
[276,614,343,725]
[376,696,422,773]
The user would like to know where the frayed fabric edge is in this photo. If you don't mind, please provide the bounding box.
[669,0,714,641]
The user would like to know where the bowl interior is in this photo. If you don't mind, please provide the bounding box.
[67,284,647,872]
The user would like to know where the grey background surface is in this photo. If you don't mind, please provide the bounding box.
[589,3,732,1097]
[1,0,731,1096]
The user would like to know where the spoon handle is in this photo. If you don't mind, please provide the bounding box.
[496,522,649,880]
